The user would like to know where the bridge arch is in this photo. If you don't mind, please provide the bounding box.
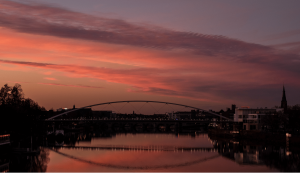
[46,100,232,121]
[49,148,220,170]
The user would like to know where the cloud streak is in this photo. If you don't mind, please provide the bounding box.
[0,0,278,59]
[0,59,226,102]
[38,82,104,89]
[44,77,57,81]
[1,0,300,108]
[1,58,299,107]
[1,0,300,74]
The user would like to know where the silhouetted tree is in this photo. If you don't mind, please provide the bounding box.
[10,84,24,106]
[0,84,11,106]
[0,83,46,133]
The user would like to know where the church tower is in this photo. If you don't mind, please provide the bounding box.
[281,85,287,112]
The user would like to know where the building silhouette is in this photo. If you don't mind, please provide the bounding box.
[281,85,288,113]
[233,86,287,131]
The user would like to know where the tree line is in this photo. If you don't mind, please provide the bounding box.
[0,84,46,134]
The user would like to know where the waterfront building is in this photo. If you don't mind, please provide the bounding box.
[234,107,283,130]
[233,86,287,131]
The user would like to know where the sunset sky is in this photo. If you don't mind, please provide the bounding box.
[1,0,300,111]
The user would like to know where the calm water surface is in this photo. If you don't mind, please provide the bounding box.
[44,133,281,172]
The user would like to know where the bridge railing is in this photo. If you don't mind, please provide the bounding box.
[45,118,231,122]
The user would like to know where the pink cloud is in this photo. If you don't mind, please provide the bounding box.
[6,80,30,84]
[43,71,52,75]
[0,0,284,61]
[44,77,57,81]
[1,59,300,107]
[38,82,103,89]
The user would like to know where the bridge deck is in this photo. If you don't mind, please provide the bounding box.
[45,119,231,123]
[47,145,218,152]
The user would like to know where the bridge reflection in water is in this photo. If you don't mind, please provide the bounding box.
[1,131,300,172]
[48,145,218,152]
[49,147,221,170]
[43,132,222,171]
[39,131,300,172]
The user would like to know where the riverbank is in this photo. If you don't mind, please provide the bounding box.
[208,129,300,152]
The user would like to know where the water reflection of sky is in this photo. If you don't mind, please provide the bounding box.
[46,133,279,172]
[78,133,213,147]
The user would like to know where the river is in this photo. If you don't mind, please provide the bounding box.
[44,132,288,172]
[1,131,299,172]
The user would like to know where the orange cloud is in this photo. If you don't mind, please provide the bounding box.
[44,77,57,81]
[43,72,53,75]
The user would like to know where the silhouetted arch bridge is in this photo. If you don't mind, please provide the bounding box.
[46,100,232,121]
